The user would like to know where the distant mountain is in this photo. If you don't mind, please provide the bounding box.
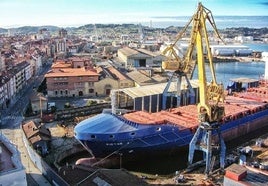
[221,27,268,39]
[0,23,267,38]
[0,28,8,33]
[0,24,140,35]
[0,25,60,34]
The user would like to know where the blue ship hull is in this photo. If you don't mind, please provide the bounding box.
[74,108,268,159]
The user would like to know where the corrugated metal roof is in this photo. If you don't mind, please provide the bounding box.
[229,77,259,83]
[118,47,139,56]
[115,79,200,98]
[137,48,159,57]
[126,71,156,85]
[119,47,152,57]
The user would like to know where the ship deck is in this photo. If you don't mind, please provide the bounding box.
[123,87,268,130]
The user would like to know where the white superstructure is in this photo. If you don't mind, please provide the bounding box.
[210,45,252,56]
[262,52,268,80]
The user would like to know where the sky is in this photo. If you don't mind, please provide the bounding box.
[0,0,267,28]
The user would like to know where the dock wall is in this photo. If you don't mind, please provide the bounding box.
[21,125,69,186]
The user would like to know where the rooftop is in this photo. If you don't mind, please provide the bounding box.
[58,165,148,186]
[230,77,259,83]
[126,70,157,86]
[107,66,129,81]
[117,79,200,98]
[224,163,268,186]
[22,121,51,144]
[0,133,24,174]
[45,67,99,77]
[119,47,151,58]
[51,60,71,68]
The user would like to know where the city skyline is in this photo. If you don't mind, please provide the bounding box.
[0,0,267,28]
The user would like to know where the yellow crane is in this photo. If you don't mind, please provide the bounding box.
[161,2,226,176]
[162,3,225,122]
[181,2,226,176]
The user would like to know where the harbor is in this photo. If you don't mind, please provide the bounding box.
[1,1,268,186]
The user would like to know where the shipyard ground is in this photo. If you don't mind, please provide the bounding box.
[43,120,268,185]
[137,129,268,185]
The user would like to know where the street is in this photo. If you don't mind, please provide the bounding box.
[0,62,52,185]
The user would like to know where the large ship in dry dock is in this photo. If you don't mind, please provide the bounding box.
[74,80,268,159]
[74,3,268,161]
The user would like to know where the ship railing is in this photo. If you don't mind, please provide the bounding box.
[102,108,132,115]
[103,109,139,128]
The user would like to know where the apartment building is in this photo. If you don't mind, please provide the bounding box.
[0,61,31,109]
[13,61,31,93]
[45,67,99,97]
[46,57,134,97]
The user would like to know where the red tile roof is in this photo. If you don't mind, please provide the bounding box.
[45,67,99,77]
[107,66,128,80]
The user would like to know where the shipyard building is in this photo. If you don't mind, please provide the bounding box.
[160,43,253,57]
[112,79,200,113]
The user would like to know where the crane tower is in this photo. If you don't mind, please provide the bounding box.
[185,3,226,176]
[161,2,227,176]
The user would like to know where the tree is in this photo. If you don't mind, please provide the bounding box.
[86,100,97,106]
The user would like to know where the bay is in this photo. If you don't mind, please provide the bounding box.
[192,61,265,88]
[244,43,268,52]
[144,16,268,29]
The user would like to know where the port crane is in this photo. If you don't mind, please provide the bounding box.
[161,11,197,109]
[162,2,226,176]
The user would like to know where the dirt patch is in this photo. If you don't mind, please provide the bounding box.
[44,121,80,165]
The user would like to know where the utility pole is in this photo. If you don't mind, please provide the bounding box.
[39,95,43,119]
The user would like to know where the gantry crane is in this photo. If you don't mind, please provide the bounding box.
[162,2,226,176]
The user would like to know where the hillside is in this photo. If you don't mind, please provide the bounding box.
[0,24,267,40]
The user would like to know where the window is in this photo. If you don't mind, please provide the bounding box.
[156,127,161,131]
[55,91,58,95]
[91,135,96,139]
[109,135,114,139]
[65,90,68,95]
[89,89,94,93]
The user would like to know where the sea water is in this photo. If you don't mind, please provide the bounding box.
[143,16,268,29]
[192,43,268,87]
[192,61,265,87]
